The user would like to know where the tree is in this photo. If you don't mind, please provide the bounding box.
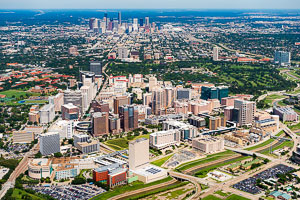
[54,152,63,158]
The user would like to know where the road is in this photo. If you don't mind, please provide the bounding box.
[0,142,39,199]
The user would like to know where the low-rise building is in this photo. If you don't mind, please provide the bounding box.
[149,130,180,150]
[28,158,53,179]
[192,136,224,153]
[13,131,34,143]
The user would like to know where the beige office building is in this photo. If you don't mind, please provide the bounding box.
[28,158,52,179]
[192,136,224,153]
[149,77,157,92]
[150,130,180,150]
[129,138,149,170]
[13,131,34,144]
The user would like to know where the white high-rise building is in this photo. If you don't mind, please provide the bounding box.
[40,132,60,156]
[213,46,220,61]
[118,47,129,59]
[129,138,149,170]
[145,17,150,26]
[39,104,55,124]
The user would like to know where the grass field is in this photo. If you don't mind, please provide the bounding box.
[124,181,188,200]
[214,190,231,197]
[260,140,294,156]
[90,176,173,200]
[175,150,236,172]
[264,94,284,106]
[0,90,39,98]
[288,122,300,131]
[151,154,173,167]
[245,131,283,151]
[202,195,222,200]
[202,194,250,200]
[194,156,251,178]
[104,134,150,150]
[12,188,44,200]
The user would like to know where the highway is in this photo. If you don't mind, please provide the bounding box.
[108,178,177,200]
[0,142,39,199]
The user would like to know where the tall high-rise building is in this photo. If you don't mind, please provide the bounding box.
[148,76,157,91]
[92,112,109,136]
[39,104,55,124]
[234,99,256,126]
[213,46,220,61]
[90,61,102,76]
[177,88,191,100]
[113,96,130,114]
[152,88,165,115]
[89,18,97,30]
[64,90,83,115]
[274,51,291,66]
[201,86,229,102]
[129,138,149,170]
[145,17,150,26]
[118,47,129,59]
[164,87,176,108]
[118,11,122,24]
[40,132,60,156]
[139,18,144,27]
[119,105,138,132]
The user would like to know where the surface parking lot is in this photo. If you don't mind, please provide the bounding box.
[29,184,106,200]
[232,164,294,194]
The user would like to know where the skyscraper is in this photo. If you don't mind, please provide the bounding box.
[119,105,138,132]
[90,61,102,76]
[148,76,157,91]
[139,18,144,27]
[201,86,228,102]
[152,88,165,115]
[145,17,150,26]
[177,88,191,100]
[274,51,291,66]
[113,96,130,114]
[234,99,256,126]
[129,138,149,170]
[92,112,109,136]
[213,46,220,61]
[118,11,122,24]
[40,132,60,156]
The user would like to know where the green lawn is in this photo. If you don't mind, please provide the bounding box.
[202,194,250,200]
[202,195,222,200]
[151,154,173,167]
[105,138,129,150]
[12,188,45,200]
[226,194,250,200]
[90,176,173,200]
[175,150,236,172]
[194,156,251,178]
[125,181,188,200]
[0,90,39,98]
[104,135,151,150]
[288,122,300,131]
[261,140,294,156]
[214,190,231,197]
[245,131,283,151]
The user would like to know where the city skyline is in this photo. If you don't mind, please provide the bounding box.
[1,0,300,9]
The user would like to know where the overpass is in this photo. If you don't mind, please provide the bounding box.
[225,147,275,161]
[169,171,202,200]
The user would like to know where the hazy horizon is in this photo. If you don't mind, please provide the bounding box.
[1,0,300,10]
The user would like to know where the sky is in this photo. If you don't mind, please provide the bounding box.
[1,0,300,9]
